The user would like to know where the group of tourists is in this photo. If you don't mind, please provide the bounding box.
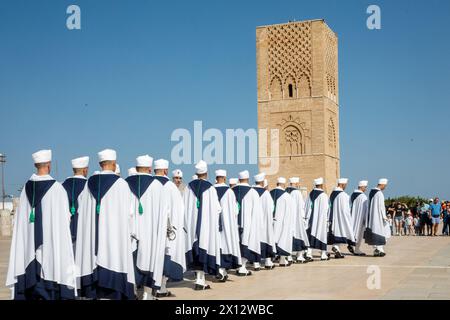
[387,199,450,236]
[6,148,391,300]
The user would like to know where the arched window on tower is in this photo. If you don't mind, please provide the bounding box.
[288,84,294,98]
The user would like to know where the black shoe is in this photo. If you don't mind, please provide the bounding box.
[335,251,344,259]
[304,256,314,262]
[155,291,173,298]
[236,270,252,276]
[373,249,381,257]
[347,245,355,254]
[279,262,290,267]
[253,267,261,272]
[354,252,367,256]
[194,284,211,291]
[321,256,330,261]
[215,274,228,282]
[264,265,275,270]
[379,251,386,257]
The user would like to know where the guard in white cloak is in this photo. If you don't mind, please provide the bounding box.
[305,178,330,261]
[62,156,89,251]
[233,170,263,275]
[364,179,390,257]
[126,155,163,300]
[172,169,186,195]
[214,169,242,281]
[270,177,294,267]
[184,160,221,290]
[286,177,309,263]
[253,172,276,269]
[152,159,187,297]
[6,150,77,300]
[349,180,369,256]
[327,178,356,259]
[75,149,135,299]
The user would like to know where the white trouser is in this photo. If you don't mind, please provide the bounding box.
[238,257,249,273]
[253,262,261,269]
[296,250,306,261]
[219,267,227,277]
[264,258,274,267]
[195,271,206,285]
[279,256,288,265]
[320,250,328,259]
[157,276,168,294]
[287,255,293,262]
[374,245,384,252]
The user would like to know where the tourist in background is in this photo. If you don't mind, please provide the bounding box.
[429,198,441,236]
[419,201,430,236]
[393,203,404,236]
[441,201,449,236]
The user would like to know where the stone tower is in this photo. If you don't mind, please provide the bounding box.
[257,19,340,193]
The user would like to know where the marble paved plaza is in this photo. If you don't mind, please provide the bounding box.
[1,234,450,300]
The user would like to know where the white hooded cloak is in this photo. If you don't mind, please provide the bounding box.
[304,188,329,251]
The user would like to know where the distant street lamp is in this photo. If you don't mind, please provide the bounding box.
[0,154,6,210]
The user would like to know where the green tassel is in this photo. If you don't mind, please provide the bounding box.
[29,208,35,223]
[237,202,241,211]
[196,199,200,209]
[138,202,144,215]
[70,206,76,216]
[96,204,101,215]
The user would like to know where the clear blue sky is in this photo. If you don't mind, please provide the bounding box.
[0,0,449,199]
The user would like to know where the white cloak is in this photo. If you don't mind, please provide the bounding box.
[253,186,276,257]
[272,187,294,256]
[364,188,391,246]
[215,183,242,268]
[156,176,187,281]
[6,174,77,298]
[288,189,310,250]
[75,171,135,298]
[233,183,263,261]
[184,179,222,274]
[305,188,329,251]
[328,188,356,246]
[350,190,368,244]
[128,174,167,289]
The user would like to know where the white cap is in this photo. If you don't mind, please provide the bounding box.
[172,169,183,178]
[154,159,169,170]
[277,177,286,184]
[254,172,266,182]
[337,178,348,184]
[115,164,121,175]
[378,178,388,185]
[358,180,368,187]
[195,160,207,174]
[238,170,250,180]
[289,177,300,184]
[71,156,89,169]
[136,155,153,167]
[215,169,227,177]
[314,177,324,185]
[229,178,238,185]
[128,167,137,176]
[263,179,268,188]
[192,174,198,180]
[98,149,117,162]
[32,150,52,164]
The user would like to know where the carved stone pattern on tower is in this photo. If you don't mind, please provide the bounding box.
[267,22,312,100]
[278,115,310,156]
[325,28,338,101]
[328,118,337,150]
